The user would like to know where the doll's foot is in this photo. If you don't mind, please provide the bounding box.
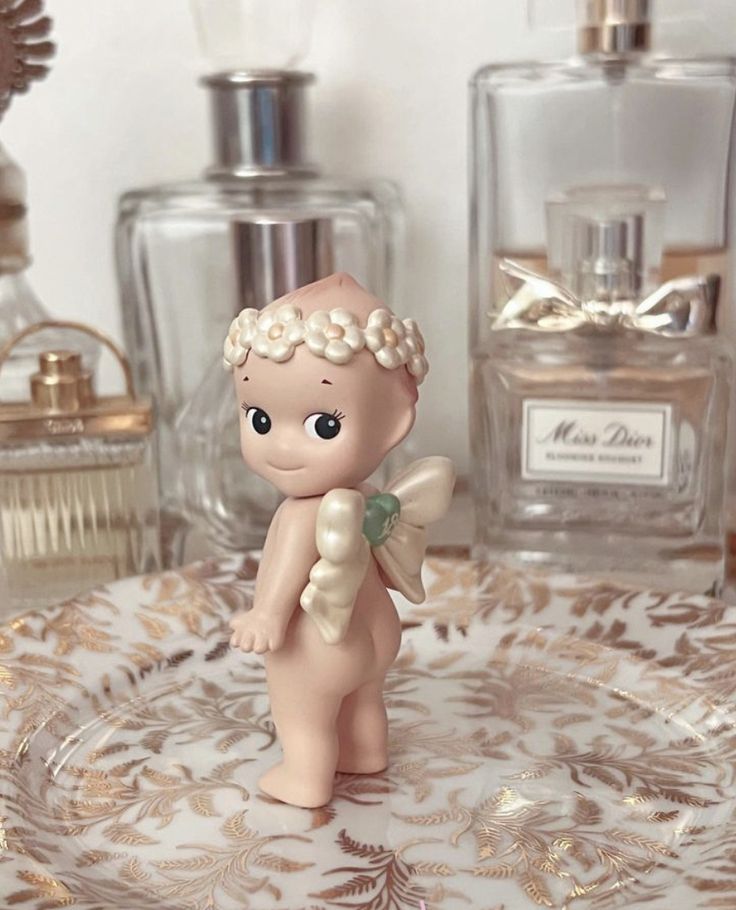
[258,762,334,809]
[336,749,388,775]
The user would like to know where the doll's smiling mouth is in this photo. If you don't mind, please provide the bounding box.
[267,462,304,473]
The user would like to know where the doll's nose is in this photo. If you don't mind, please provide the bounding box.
[269,425,306,467]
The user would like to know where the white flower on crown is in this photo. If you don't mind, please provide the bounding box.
[364,309,410,370]
[305,309,366,365]
[236,308,259,344]
[223,302,429,384]
[223,308,255,369]
[402,318,429,384]
[251,303,306,362]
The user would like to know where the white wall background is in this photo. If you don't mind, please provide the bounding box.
[4,0,736,470]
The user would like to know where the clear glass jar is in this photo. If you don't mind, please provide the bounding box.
[117,72,402,561]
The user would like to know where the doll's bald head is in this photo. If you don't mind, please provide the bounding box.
[270,273,382,321]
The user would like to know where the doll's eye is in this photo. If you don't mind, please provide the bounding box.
[244,406,272,435]
[304,411,342,440]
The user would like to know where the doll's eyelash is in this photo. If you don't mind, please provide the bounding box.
[241,403,344,419]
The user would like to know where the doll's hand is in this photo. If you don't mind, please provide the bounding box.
[229,611,286,654]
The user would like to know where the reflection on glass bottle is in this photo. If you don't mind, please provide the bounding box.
[175,217,334,554]
[0,322,161,615]
[472,188,732,594]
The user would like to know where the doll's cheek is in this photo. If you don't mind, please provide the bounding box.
[239,431,268,473]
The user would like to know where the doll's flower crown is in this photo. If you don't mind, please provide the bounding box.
[223,303,429,384]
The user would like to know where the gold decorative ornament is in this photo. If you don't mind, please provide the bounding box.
[0,0,55,119]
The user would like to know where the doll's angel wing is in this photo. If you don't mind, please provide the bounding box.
[299,489,370,645]
[299,457,455,645]
[373,456,456,603]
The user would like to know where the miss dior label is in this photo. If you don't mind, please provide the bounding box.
[522,400,674,486]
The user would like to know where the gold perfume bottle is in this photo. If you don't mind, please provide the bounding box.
[0,321,161,614]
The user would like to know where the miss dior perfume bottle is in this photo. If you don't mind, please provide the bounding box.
[473,189,732,593]
[117,0,402,561]
[470,0,736,587]
[0,322,161,614]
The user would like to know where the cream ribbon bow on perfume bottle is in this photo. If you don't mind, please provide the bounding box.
[299,456,455,645]
[493,260,720,337]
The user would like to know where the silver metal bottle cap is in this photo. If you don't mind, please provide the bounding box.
[578,0,651,55]
[232,216,334,311]
[203,70,318,179]
[573,214,645,300]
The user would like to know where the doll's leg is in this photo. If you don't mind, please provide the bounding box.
[259,673,343,808]
[336,678,388,774]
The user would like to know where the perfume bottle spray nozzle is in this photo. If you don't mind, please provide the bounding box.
[573,214,645,301]
[578,0,651,55]
[31,350,95,413]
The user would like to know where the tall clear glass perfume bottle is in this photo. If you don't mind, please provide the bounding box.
[117,0,401,561]
[470,0,736,588]
[473,188,732,593]
[0,322,161,614]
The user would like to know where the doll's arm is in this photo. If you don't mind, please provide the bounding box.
[230,497,320,654]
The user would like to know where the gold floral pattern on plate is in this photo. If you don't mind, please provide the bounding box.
[1,555,736,909]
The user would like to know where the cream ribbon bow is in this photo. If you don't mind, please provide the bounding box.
[299,457,455,645]
[494,260,719,337]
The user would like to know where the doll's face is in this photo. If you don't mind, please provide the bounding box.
[233,344,416,498]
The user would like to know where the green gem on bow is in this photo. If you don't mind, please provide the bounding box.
[362,493,401,547]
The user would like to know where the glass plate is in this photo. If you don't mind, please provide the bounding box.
[1,555,735,910]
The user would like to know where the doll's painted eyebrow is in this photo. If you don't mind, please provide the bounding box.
[321,379,333,385]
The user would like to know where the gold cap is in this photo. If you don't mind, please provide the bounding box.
[30,350,95,412]
[0,321,153,442]
[578,0,651,55]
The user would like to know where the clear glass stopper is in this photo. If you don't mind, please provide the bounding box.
[546,184,666,300]
[190,0,316,71]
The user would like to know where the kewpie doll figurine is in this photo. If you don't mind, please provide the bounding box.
[224,273,455,808]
